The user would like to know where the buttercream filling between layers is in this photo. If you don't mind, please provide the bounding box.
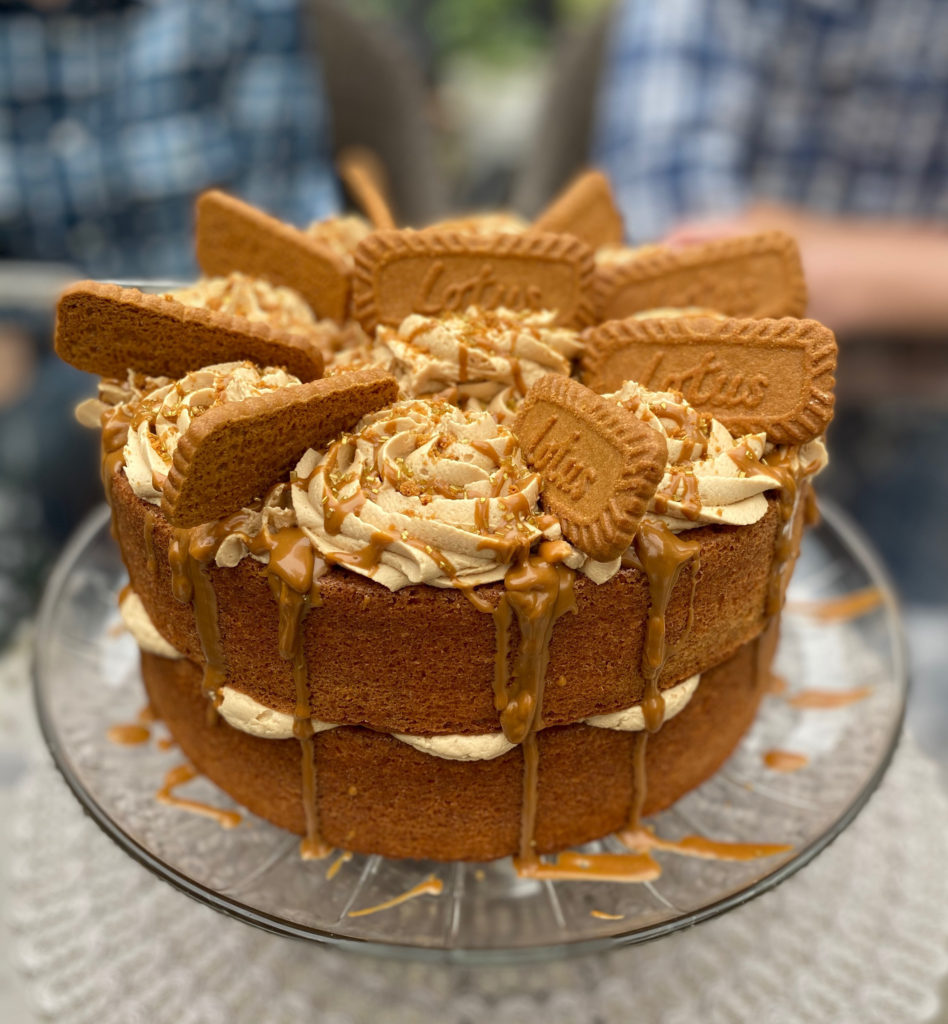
[119,590,701,759]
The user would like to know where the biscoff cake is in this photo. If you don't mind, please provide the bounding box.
[57,177,835,868]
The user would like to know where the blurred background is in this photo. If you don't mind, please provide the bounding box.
[1,2,948,1020]
[0,1,945,757]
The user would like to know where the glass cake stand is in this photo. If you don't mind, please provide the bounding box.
[33,501,906,964]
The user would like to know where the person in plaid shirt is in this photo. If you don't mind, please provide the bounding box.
[593,0,948,336]
[0,0,339,280]
[0,0,341,631]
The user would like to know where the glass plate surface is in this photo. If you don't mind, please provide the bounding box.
[33,500,906,963]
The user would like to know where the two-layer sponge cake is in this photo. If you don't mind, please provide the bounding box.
[57,178,835,865]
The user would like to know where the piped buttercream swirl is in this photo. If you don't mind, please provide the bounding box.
[292,398,555,591]
[608,381,827,533]
[168,272,366,356]
[122,361,301,506]
[331,307,583,423]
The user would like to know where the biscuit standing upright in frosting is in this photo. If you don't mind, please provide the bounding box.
[351,230,597,330]
[594,231,807,322]
[533,168,626,249]
[195,190,351,322]
[56,281,325,382]
[583,315,837,444]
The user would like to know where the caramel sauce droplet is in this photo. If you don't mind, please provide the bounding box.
[156,763,242,829]
[325,529,395,571]
[768,674,789,696]
[516,850,661,883]
[325,850,353,880]
[787,686,872,710]
[143,508,157,574]
[107,704,157,746]
[788,587,883,624]
[347,875,443,917]
[106,723,151,746]
[621,827,791,862]
[763,749,809,773]
[470,438,503,466]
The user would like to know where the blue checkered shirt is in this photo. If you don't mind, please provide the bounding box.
[593,0,948,243]
[0,0,339,279]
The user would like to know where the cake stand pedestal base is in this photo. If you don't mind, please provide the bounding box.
[7,734,948,1024]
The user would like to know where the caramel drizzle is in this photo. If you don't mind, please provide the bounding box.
[620,826,791,862]
[347,874,443,917]
[516,826,790,884]
[106,722,151,746]
[492,549,577,864]
[803,481,820,526]
[787,686,872,709]
[728,444,801,616]
[517,850,661,883]
[622,519,701,830]
[170,502,332,857]
[630,521,701,733]
[253,524,330,859]
[321,468,367,535]
[652,469,702,520]
[510,357,527,396]
[156,763,242,829]
[763,749,809,773]
[470,438,504,466]
[142,508,158,574]
[169,527,227,724]
[107,704,154,746]
[768,674,789,696]
[97,397,332,855]
[325,850,353,880]
[788,586,883,624]
[325,529,395,571]
[473,496,491,533]
[100,404,133,538]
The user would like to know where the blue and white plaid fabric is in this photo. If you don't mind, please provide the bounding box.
[0,0,339,278]
[594,0,948,243]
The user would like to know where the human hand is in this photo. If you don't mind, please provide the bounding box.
[664,203,948,336]
[0,325,35,410]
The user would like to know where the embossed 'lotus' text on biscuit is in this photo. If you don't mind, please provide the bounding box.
[528,416,599,503]
[581,317,836,444]
[351,231,596,331]
[380,256,575,323]
[415,260,546,315]
[594,232,807,322]
[636,349,772,410]
[513,375,667,560]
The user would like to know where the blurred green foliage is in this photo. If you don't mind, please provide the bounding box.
[350,0,610,66]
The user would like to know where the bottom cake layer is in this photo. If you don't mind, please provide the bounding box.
[141,622,777,861]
